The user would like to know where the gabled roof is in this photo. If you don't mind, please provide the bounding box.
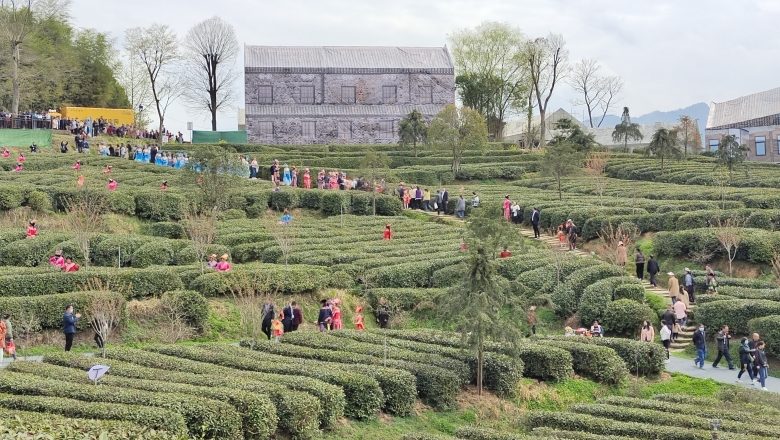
[707,87,780,129]
[244,46,453,73]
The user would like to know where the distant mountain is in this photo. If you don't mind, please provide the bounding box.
[594,102,709,134]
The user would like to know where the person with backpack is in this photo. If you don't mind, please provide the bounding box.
[736,337,756,385]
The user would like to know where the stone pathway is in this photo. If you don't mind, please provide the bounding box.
[666,355,779,393]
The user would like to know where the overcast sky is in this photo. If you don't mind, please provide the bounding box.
[70,0,780,133]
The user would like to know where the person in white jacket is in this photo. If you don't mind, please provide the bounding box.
[660,323,672,362]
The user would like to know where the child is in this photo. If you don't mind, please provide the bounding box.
[103,165,113,174]
[331,299,343,330]
[26,220,38,239]
[402,189,411,209]
[354,306,365,331]
[49,250,65,269]
[271,313,284,343]
[63,258,80,272]
[672,321,682,342]
[160,180,168,191]
[107,179,117,191]
[17,153,25,163]
[383,224,392,240]
[206,254,218,269]
[1,148,9,158]
[13,162,23,172]
[557,225,566,249]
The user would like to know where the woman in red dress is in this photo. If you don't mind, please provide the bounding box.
[303,168,311,189]
[383,224,392,240]
[503,195,511,221]
[26,220,38,239]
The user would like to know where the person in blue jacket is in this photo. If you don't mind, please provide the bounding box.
[63,304,81,352]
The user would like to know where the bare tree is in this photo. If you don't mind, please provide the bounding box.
[265,214,297,266]
[13,311,40,356]
[183,208,217,274]
[525,34,568,149]
[125,24,181,143]
[81,278,126,357]
[64,192,106,268]
[116,49,152,128]
[569,59,623,128]
[714,217,744,276]
[183,16,239,131]
[597,221,639,265]
[584,151,610,203]
[230,273,271,348]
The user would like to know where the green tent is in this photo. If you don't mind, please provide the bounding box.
[191,130,247,144]
[0,129,52,148]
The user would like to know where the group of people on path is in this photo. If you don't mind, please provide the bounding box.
[691,325,771,391]
[259,298,371,343]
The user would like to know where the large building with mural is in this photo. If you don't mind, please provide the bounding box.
[244,46,455,144]
[706,87,780,162]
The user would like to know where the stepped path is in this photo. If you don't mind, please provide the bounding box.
[421,210,698,351]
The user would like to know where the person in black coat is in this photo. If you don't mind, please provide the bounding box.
[282,302,295,332]
[647,255,660,287]
[261,305,275,340]
[531,208,541,238]
[440,188,449,215]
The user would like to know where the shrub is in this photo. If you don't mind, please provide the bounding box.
[613,285,645,302]
[321,192,350,215]
[602,299,657,337]
[0,409,180,439]
[268,191,297,211]
[0,185,24,210]
[25,190,52,212]
[543,336,665,377]
[365,288,445,315]
[544,340,628,385]
[455,427,527,440]
[132,240,177,268]
[0,233,70,267]
[375,194,403,216]
[551,265,626,317]
[0,393,188,436]
[107,191,137,215]
[147,344,383,420]
[160,290,209,332]
[9,361,278,440]
[0,290,125,330]
[297,190,323,209]
[134,191,188,221]
[217,208,247,220]
[430,264,465,287]
[92,235,154,267]
[147,222,186,239]
[0,372,242,440]
[697,299,780,334]
[70,347,344,430]
[748,315,780,357]
[189,263,331,296]
[579,277,639,325]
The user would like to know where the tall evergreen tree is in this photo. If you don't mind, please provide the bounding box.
[611,107,643,151]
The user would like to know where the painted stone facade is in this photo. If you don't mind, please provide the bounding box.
[244,47,455,145]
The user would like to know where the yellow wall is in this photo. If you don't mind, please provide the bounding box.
[59,107,134,125]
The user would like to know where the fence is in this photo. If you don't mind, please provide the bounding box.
[0,116,53,130]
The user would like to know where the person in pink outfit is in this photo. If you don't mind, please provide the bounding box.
[328,172,338,190]
[216,254,232,272]
[107,179,118,191]
[72,161,81,171]
[331,299,343,330]
[49,250,65,269]
[503,195,511,220]
[303,168,311,189]
[1,148,9,158]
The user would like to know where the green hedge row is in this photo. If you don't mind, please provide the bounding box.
[331,330,524,397]
[542,336,665,376]
[0,267,184,299]
[579,276,642,325]
[145,344,383,420]
[601,396,777,426]
[91,347,344,430]
[697,299,780,334]
[189,263,333,296]
[364,288,446,315]
[602,299,658,337]
[0,409,182,440]
[0,371,242,440]
[570,403,780,437]
[369,329,574,382]
[544,340,628,385]
[0,393,188,436]
[0,290,125,330]
[9,361,278,440]
[654,228,780,265]
[550,264,627,317]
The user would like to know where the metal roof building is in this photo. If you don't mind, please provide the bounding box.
[244,45,456,145]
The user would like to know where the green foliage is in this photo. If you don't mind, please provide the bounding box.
[428,104,488,173]
[716,134,749,177]
[399,109,428,156]
[697,299,780,334]
[160,290,209,332]
[147,222,186,239]
[612,285,645,302]
[748,315,780,357]
[646,128,681,171]
[544,340,628,385]
[189,263,332,296]
[601,299,656,337]
[541,141,582,200]
[551,119,598,153]
[611,107,643,149]
[0,290,125,330]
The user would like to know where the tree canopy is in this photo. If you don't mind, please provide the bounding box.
[0,3,128,112]
[427,104,488,173]
[716,134,748,179]
[611,107,643,151]
[647,127,681,171]
[550,118,598,153]
[398,109,428,156]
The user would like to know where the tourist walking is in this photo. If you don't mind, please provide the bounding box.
[316,300,332,332]
[634,248,645,279]
[673,294,687,327]
[660,323,672,360]
[749,333,761,378]
[0,316,6,364]
[566,220,577,250]
[667,272,680,302]
[2,314,13,361]
[647,255,660,286]
[712,325,734,369]
[282,302,295,332]
[439,188,448,215]
[527,306,537,336]
[531,207,541,238]
[683,268,696,304]
[616,241,627,267]
[693,324,707,369]
[706,271,718,295]
[423,188,431,211]
[661,305,675,331]
[291,302,303,331]
[640,321,655,342]
[471,192,480,208]
[736,337,756,384]
[376,298,391,329]
[63,305,80,352]
[511,201,521,224]
[262,304,275,339]
[755,341,769,391]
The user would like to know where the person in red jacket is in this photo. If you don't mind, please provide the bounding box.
[499,247,512,258]
[26,220,38,238]
[383,224,392,240]
[63,257,80,272]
